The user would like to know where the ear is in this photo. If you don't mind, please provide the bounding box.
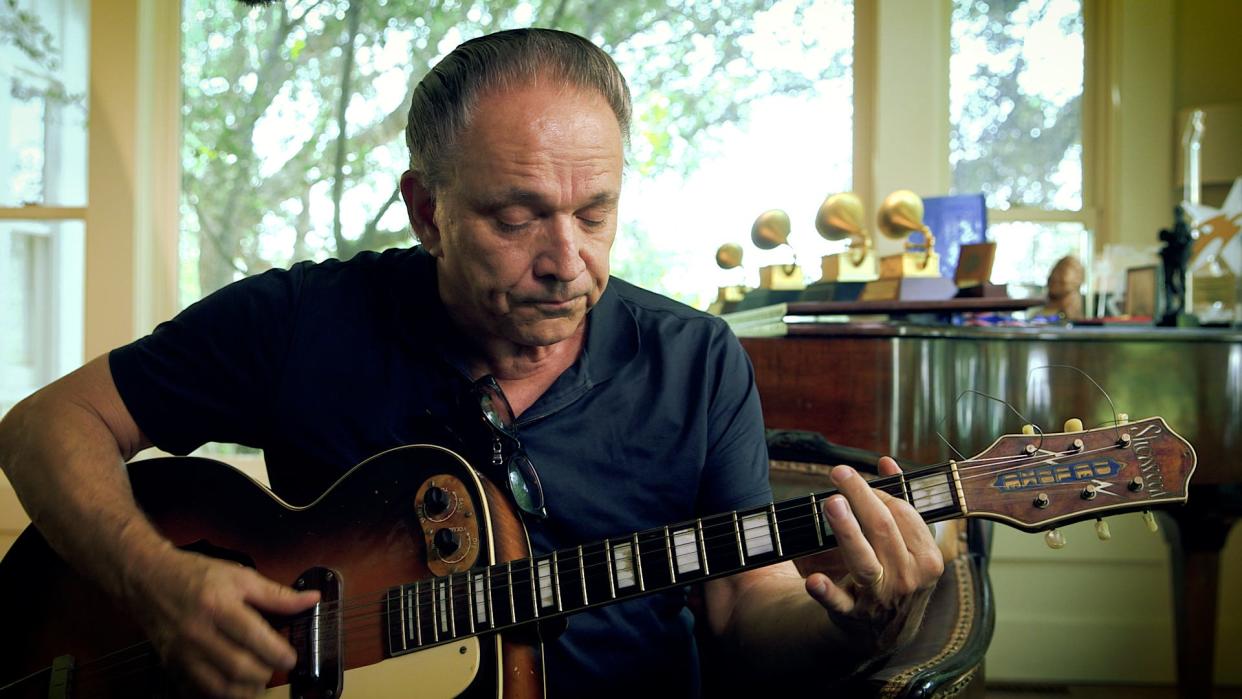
[400,170,442,256]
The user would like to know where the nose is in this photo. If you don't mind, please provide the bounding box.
[533,215,587,282]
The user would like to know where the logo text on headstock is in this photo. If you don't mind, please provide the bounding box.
[992,457,1124,493]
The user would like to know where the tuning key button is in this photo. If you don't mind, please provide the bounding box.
[1118,413,1130,425]
[1095,519,1112,541]
[1128,477,1145,492]
[1064,418,1084,433]
[1143,511,1159,533]
[1045,529,1067,549]
[1022,424,1036,436]
[1033,493,1050,509]
[1081,485,1098,500]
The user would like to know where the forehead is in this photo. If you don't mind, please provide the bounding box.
[449,82,624,196]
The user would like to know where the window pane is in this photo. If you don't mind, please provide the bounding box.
[949,0,1082,211]
[0,220,84,413]
[988,220,1089,287]
[180,0,852,309]
[0,0,89,207]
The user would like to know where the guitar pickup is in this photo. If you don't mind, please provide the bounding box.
[289,567,343,699]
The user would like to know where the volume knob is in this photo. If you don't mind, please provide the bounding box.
[424,486,451,516]
[434,528,461,557]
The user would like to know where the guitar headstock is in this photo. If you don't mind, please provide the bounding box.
[958,416,1196,532]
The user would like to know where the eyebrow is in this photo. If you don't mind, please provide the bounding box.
[476,188,620,213]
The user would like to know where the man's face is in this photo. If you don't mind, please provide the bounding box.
[408,83,624,349]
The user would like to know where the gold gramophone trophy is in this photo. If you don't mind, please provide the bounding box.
[751,209,804,290]
[861,190,957,301]
[877,189,940,279]
[709,243,748,314]
[816,192,878,282]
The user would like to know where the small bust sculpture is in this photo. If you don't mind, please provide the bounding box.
[1041,255,1085,319]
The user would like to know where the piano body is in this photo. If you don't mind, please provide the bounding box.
[742,324,1241,698]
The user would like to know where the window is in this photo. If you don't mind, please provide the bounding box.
[0,0,87,412]
[949,0,1091,287]
[179,0,854,310]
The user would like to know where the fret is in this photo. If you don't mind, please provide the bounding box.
[577,545,589,606]
[485,567,495,630]
[604,540,618,597]
[430,580,440,642]
[412,581,423,646]
[505,562,517,626]
[632,533,646,591]
[663,527,677,583]
[529,559,541,618]
[773,498,820,558]
[810,495,823,547]
[733,512,745,564]
[899,472,913,504]
[695,520,709,575]
[768,504,783,556]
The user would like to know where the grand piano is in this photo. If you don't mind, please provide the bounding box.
[741,323,1241,699]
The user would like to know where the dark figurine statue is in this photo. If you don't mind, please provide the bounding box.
[1158,206,1195,326]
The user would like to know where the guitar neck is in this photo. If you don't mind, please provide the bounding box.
[384,462,964,655]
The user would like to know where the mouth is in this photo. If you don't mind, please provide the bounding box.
[523,295,584,315]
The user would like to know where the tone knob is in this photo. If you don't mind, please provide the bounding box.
[434,528,461,557]
[424,486,451,516]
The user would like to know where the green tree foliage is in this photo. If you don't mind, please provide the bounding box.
[949,0,1082,211]
[181,0,848,299]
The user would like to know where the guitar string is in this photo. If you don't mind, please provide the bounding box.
[63,437,1145,684]
[70,438,1134,685]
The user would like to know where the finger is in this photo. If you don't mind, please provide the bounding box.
[831,466,903,564]
[805,571,855,616]
[180,622,272,694]
[244,573,320,616]
[238,574,319,670]
[876,455,902,477]
[821,493,884,587]
[887,499,945,582]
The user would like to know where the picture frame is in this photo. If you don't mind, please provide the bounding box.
[953,242,997,287]
[1124,265,1159,318]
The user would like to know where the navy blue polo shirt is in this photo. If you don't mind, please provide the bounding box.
[110,245,772,696]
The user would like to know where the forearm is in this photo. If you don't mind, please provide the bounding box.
[0,360,169,603]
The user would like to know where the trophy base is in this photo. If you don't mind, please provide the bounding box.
[759,264,805,290]
[880,251,941,279]
[955,283,1009,298]
[801,281,867,302]
[860,276,958,302]
[821,251,878,282]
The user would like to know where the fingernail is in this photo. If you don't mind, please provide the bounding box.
[832,466,856,482]
[826,496,849,518]
[810,578,826,595]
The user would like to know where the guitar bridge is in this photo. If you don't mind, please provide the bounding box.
[289,567,343,699]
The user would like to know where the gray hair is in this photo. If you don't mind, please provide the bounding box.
[405,28,632,192]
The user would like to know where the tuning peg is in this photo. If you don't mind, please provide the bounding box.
[1022,424,1036,435]
[1095,519,1112,541]
[1143,510,1159,533]
[1064,418,1084,432]
[1117,413,1129,425]
[1045,529,1067,549]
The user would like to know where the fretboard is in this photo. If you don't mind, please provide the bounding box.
[383,462,965,655]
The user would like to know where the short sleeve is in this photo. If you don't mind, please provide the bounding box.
[697,324,773,514]
[109,266,303,455]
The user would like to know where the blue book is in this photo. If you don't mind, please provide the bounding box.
[921,194,988,277]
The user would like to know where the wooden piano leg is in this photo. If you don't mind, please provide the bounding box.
[1162,485,1242,699]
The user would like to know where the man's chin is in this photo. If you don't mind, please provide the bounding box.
[506,314,587,348]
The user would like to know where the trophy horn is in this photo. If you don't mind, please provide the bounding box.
[877,190,935,269]
[816,192,870,264]
[715,243,744,270]
[751,209,792,250]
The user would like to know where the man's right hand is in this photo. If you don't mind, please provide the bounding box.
[124,546,320,698]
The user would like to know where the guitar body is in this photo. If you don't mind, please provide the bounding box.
[0,445,543,698]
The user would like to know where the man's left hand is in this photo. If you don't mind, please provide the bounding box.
[804,457,945,652]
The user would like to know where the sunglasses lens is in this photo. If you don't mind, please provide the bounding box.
[508,453,547,519]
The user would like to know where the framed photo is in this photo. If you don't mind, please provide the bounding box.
[953,242,997,287]
[1124,265,1159,318]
